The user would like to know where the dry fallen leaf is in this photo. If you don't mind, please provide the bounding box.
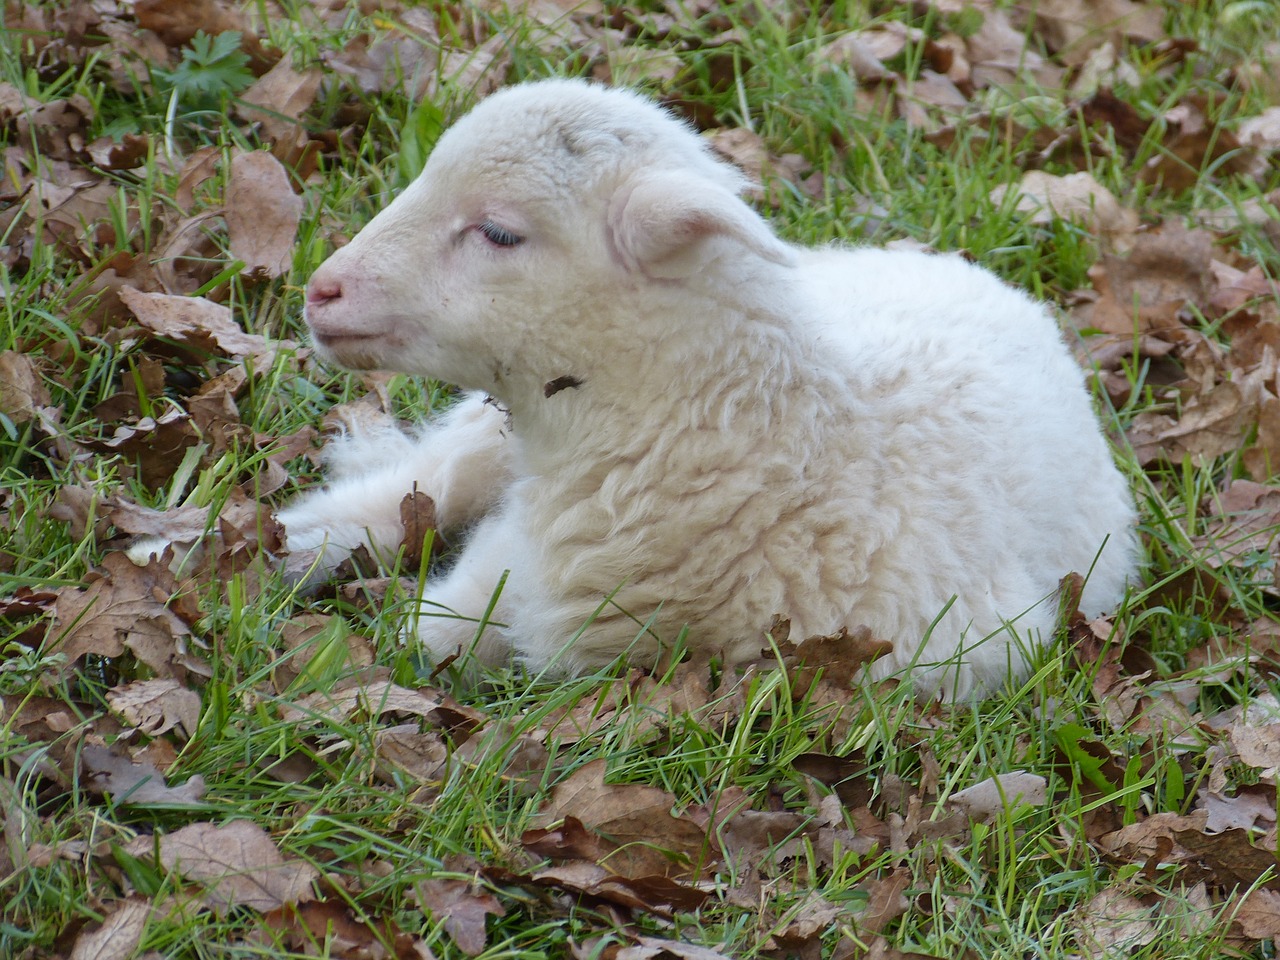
[260,899,431,960]
[614,935,736,960]
[69,896,154,960]
[107,678,202,739]
[237,58,323,145]
[118,285,292,368]
[1028,0,1167,65]
[762,621,894,690]
[127,819,318,914]
[946,771,1048,821]
[1073,887,1158,956]
[81,743,207,806]
[0,350,51,422]
[989,170,1138,245]
[1074,220,1217,334]
[415,877,506,956]
[279,678,486,733]
[47,551,195,678]
[529,758,713,879]
[225,151,303,280]
[1233,887,1280,940]
[1238,107,1280,151]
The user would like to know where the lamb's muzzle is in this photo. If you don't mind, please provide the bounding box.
[277,77,1139,699]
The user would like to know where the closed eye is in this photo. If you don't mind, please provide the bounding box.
[478,219,524,247]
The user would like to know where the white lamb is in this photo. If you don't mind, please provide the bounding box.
[284,78,1138,699]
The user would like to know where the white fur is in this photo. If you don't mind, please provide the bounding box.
[286,79,1138,698]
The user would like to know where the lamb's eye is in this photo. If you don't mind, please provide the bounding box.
[478,220,524,247]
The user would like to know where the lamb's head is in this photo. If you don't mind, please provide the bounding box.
[304,79,794,401]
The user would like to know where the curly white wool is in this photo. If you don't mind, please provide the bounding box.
[284,79,1138,698]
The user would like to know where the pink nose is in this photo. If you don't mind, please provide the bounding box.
[306,276,343,307]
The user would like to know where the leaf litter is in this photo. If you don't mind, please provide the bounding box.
[2,0,1280,957]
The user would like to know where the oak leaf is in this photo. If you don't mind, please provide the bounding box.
[127,819,318,914]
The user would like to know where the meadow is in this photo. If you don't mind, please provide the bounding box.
[3,1,1280,957]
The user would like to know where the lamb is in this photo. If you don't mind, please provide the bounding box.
[284,78,1138,699]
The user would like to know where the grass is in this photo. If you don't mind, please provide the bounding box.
[4,0,1280,957]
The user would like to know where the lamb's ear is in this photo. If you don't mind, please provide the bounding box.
[608,170,795,278]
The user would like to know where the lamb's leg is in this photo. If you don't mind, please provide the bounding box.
[411,507,527,669]
[279,392,512,580]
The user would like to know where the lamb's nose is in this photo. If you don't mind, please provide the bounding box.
[306,276,343,307]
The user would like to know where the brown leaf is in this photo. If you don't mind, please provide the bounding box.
[946,772,1047,822]
[966,7,1063,89]
[537,665,721,746]
[814,33,891,82]
[81,743,206,806]
[174,145,221,212]
[127,819,318,914]
[989,171,1138,245]
[1073,887,1158,955]
[93,406,200,488]
[85,133,151,171]
[225,151,303,280]
[134,0,272,70]
[771,889,845,946]
[15,95,94,162]
[189,366,250,456]
[237,59,323,145]
[374,724,450,785]
[523,815,614,863]
[260,899,430,959]
[1027,0,1166,65]
[856,867,912,935]
[398,490,438,571]
[91,355,168,424]
[415,877,506,956]
[106,678,201,739]
[1202,786,1277,834]
[1208,262,1280,328]
[529,759,714,879]
[613,935,736,959]
[1234,887,1280,940]
[107,498,211,543]
[1230,721,1280,774]
[1142,96,1260,191]
[48,552,194,678]
[118,285,291,368]
[0,586,58,619]
[70,896,153,960]
[280,678,486,734]
[0,351,51,423]
[792,751,874,808]
[211,487,286,586]
[135,0,249,46]
[1126,380,1261,466]
[1075,221,1216,334]
[764,623,894,690]
[1173,827,1280,890]
[1239,108,1280,152]
[532,862,709,915]
[1190,480,1280,592]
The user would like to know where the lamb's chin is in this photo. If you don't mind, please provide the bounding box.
[311,335,390,371]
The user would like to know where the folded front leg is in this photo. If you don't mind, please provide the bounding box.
[278,391,512,579]
[413,507,528,669]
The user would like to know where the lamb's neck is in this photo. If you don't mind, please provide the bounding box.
[505,286,847,475]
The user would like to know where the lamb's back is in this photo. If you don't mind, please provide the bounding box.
[790,246,1136,689]
[512,246,1136,697]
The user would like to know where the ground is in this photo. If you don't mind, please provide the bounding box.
[3,1,1280,958]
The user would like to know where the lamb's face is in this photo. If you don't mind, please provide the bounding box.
[303,79,793,400]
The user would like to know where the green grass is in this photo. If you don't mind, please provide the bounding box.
[4,0,1280,957]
